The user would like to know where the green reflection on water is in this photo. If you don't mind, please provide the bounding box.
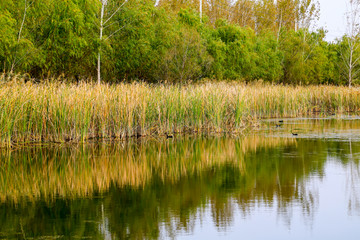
[0,135,296,202]
[0,120,359,239]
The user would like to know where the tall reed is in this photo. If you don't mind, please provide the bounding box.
[1,79,360,145]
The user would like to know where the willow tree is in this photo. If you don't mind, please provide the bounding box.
[231,0,255,28]
[0,0,37,74]
[97,0,128,84]
[205,0,232,24]
[157,0,199,13]
[10,0,34,73]
[295,0,320,82]
[0,0,17,73]
[157,0,205,22]
[254,0,277,33]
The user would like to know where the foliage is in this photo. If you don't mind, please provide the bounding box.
[0,0,356,85]
[279,29,338,84]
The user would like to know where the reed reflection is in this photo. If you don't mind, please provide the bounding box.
[0,135,359,239]
[0,135,295,202]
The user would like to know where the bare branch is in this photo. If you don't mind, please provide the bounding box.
[103,0,128,26]
[104,25,125,40]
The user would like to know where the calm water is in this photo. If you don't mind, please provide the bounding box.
[1,118,360,239]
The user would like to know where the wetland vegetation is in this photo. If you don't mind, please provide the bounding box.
[2,80,360,145]
[2,0,360,238]
[2,0,360,144]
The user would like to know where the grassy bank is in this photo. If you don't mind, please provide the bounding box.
[1,79,360,145]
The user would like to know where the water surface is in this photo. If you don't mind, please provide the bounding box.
[1,118,360,239]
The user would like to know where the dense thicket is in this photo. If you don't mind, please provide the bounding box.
[0,0,357,85]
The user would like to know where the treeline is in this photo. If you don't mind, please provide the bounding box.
[0,0,355,84]
[158,0,318,32]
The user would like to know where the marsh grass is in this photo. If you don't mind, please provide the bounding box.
[1,77,360,145]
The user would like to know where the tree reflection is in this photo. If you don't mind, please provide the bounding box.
[0,135,359,238]
[345,137,360,216]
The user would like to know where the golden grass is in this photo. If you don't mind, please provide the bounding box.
[1,78,360,145]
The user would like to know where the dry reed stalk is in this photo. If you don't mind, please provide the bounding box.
[0,79,360,145]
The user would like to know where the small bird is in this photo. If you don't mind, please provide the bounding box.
[292,132,298,136]
[279,120,284,123]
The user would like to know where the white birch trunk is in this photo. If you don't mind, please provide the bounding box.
[11,0,28,73]
[277,9,283,43]
[349,42,354,87]
[200,0,202,22]
[97,1,106,84]
[97,0,127,83]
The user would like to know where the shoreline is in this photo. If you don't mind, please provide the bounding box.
[1,80,360,147]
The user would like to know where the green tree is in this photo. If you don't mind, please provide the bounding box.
[0,1,17,73]
[280,29,332,84]
[340,0,360,87]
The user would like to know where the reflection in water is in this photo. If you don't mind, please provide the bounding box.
[264,117,360,141]
[0,135,295,202]
[346,137,360,216]
[0,121,360,239]
[346,160,360,215]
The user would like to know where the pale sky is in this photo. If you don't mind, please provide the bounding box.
[318,0,347,41]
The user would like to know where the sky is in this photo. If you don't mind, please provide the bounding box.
[318,0,347,41]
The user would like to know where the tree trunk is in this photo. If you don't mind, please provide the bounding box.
[349,43,354,88]
[200,0,202,22]
[11,0,28,73]
[97,1,105,84]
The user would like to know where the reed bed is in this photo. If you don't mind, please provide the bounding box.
[1,78,360,145]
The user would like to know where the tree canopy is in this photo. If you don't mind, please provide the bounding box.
[0,0,356,85]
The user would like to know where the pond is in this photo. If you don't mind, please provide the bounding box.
[1,117,360,239]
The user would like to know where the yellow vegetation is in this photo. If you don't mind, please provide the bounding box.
[1,78,360,146]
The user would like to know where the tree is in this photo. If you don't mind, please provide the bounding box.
[97,0,128,84]
[206,0,232,24]
[297,0,319,30]
[280,29,331,84]
[111,0,176,82]
[254,0,277,33]
[231,0,255,29]
[340,0,360,87]
[0,0,17,73]
[276,0,298,31]
[157,0,198,11]
[0,0,38,74]
[32,0,97,79]
[10,0,33,73]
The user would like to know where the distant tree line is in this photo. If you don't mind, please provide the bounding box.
[0,0,359,85]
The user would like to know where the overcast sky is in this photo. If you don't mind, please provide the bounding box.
[318,0,347,41]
